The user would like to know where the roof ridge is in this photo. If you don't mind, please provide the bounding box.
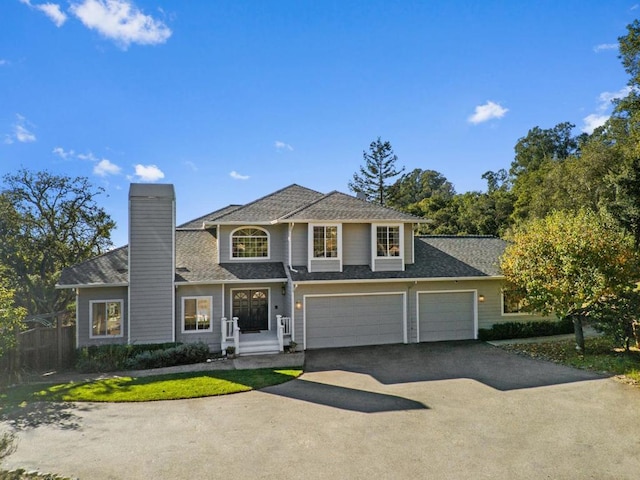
[418,235,499,239]
[60,244,128,271]
[278,190,336,220]
[177,204,243,228]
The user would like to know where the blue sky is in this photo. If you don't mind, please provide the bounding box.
[1,0,636,247]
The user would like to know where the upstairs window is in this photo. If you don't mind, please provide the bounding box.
[376,226,401,257]
[313,225,338,258]
[231,227,269,258]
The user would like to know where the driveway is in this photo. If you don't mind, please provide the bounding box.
[3,342,639,479]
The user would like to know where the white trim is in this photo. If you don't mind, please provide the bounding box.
[294,275,503,286]
[172,199,176,343]
[216,224,221,264]
[416,290,478,341]
[302,291,407,350]
[181,296,214,333]
[307,223,343,272]
[89,299,125,339]
[75,289,80,348]
[371,223,404,272]
[501,290,530,317]
[56,282,128,290]
[229,287,272,331]
[175,278,287,286]
[229,226,271,260]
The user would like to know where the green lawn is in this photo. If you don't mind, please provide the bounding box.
[499,336,640,385]
[0,368,302,409]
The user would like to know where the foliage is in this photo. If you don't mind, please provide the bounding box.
[0,432,16,464]
[0,470,73,480]
[589,289,640,352]
[478,318,573,341]
[0,285,27,359]
[0,169,115,315]
[387,168,455,212]
[500,210,640,351]
[75,342,207,372]
[4,369,302,403]
[498,336,640,385]
[348,137,404,205]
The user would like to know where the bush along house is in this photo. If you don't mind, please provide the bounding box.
[57,183,545,355]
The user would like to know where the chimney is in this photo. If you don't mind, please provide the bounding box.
[128,184,176,344]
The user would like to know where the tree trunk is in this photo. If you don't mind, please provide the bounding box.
[572,315,585,354]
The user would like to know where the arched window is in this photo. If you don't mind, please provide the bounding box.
[231,227,269,258]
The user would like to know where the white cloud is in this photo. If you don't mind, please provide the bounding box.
[94,158,122,176]
[77,151,98,161]
[230,171,249,180]
[184,160,198,172]
[19,0,67,27]
[593,43,617,53]
[468,101,508,124]
[6,115,37,143]
[275,140,294,151]
[53,146,75,159]
[70,0,172,49]
[133,164,165,182]
[581,86,632,133]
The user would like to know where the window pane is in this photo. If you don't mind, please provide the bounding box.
[326,226,337,257]
[389,227,400,257]
[184,298,197,330]
[92,302,106,336]
[313,226,325,257]
[376,227,388,256]
[106,302,122,336]
[196,298,211,330]
[232,228,268,258]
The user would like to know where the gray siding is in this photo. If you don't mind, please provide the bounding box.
[309,259,341,272]
[175,284,223,351]
[374,257,404,271]
[129,186,175,344]
[290,223,307,266]
[404,224,414,264]
[77,287,128,347]
[342,223,369,266]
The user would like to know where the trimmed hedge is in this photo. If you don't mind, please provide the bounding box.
[76,342,209,373]
[478,318,573,341]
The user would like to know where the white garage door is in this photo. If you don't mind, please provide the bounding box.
[305,293,405,349]
[418,291,476,342]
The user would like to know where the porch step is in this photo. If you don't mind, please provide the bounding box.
[238,333,280,356]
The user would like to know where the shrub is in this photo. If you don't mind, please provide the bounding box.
[75,342,209,372]
[478,318,573,341]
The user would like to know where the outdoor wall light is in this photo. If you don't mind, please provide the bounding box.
[478,295,485,303]
[295,301,302,310]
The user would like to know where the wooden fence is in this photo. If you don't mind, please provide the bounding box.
[3,314,76,374]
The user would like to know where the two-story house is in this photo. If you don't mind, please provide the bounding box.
[58,183,535,355]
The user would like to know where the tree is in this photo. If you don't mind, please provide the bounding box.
[0,283,26,358]
[500,210,640,353]
[387,168,455,211]
[588,289,640,352]
[1,169,115,315]
[348,137,404,205]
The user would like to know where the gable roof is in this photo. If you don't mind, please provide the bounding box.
[57,246,129,287]
[211,184,324,224]
[279,191,422,222]
[177,204,243,229]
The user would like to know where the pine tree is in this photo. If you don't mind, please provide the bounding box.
[348,137,404,205]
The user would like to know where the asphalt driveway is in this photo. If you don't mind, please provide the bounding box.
[3,342,639,479]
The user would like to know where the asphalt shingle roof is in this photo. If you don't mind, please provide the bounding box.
[280,191,422,222]
[212,184,324,223]
[177,204,243,229]
[58,246,129,286]
[289,236,506,282]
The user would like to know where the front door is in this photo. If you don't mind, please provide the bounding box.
[232,289,269,331]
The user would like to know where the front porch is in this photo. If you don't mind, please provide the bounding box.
[221,315,293,356]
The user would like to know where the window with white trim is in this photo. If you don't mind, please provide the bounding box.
[231,227,269,258]
[313,225,338,258]
[90,300,123,338]
[376,225,401,257]
[183,296,213,332]
[503,290,528,315]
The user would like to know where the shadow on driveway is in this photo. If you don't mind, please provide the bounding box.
[263,378,429,413]
[302,341,604,391]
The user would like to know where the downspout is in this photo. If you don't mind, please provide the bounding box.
[288,222,298,273]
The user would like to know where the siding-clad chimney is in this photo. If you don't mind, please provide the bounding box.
[128,184,175,344]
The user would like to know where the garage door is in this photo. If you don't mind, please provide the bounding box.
[418,291,475,342]
[305,293,405,349]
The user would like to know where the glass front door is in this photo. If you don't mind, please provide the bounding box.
[232,289,269,331]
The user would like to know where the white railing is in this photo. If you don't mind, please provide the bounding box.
[221,316,240,355]
[276,315,292,353]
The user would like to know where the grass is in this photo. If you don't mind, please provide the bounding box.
[0,368,302,409]
[499,336,640,385]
